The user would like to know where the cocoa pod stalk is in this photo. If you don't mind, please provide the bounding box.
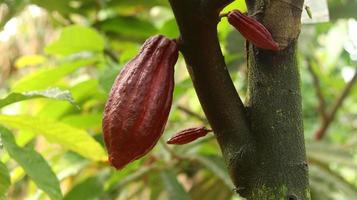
[227,10,279,51]
[167,126,212,145]
[103,35,178,169]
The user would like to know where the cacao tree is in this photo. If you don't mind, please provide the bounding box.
[168,0,309,199]
[1,0,357,200]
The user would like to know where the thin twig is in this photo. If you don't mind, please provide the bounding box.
[315,70,357,140]
[306,59,328,121]
[177,105,208,124]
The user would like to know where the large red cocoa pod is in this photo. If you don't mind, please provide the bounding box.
[103,35,178,169]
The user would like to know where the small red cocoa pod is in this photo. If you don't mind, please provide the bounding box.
[167,126,212,145]
[103,35,178,169]
[227,10,279,51]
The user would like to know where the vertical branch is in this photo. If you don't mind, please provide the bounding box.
[168,0,256,197]
[245,0,310,199]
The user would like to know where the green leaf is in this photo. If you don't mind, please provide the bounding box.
[106,164,151,192]
[0,115,106,161]
[96,16,157,40]
[98,65,121,94]
[30,0,75,15]
[63,176,103,200]
[15,54,47,68]
[193,155,233,188]
[310,164,357,199]
[148,173,163,200]
[160,170,191,200]
[12,57,99,92]
[159,19,179,38]
[0,126,62,200]
[189,175,232,200]
[55,152,89,181]
[0,88,77,108]
[61,114,102,129]
[307,140,357,169]
[39,80,102,119]
[0,161,10,199]
[173,78,194,101]
[45,25,105,55]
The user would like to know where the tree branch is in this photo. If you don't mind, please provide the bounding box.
[168,0,255,196]
[306,59,327,121]
[177,105,208,124]
[315,70,357,140]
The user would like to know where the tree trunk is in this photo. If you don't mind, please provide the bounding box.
[168,0,310,199]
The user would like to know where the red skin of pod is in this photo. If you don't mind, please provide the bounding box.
[102,35,178,169]
[227,10,279,51]
[166,127,212,145]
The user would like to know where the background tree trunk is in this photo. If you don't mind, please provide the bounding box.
[169,0,310,199]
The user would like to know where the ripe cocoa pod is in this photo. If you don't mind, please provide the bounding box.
[167,126,212,145]
[227,10,279,51]
[103,35,178,169]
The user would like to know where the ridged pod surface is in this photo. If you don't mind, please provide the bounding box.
[167,126,212,145]
[103,35,178,169]
[227,10,279,51]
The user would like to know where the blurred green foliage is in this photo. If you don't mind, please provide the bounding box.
[0,0,356,199]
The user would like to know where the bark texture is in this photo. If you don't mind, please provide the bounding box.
[168,0,310,199]
[245,1,309,198]
[246,43,309,199]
